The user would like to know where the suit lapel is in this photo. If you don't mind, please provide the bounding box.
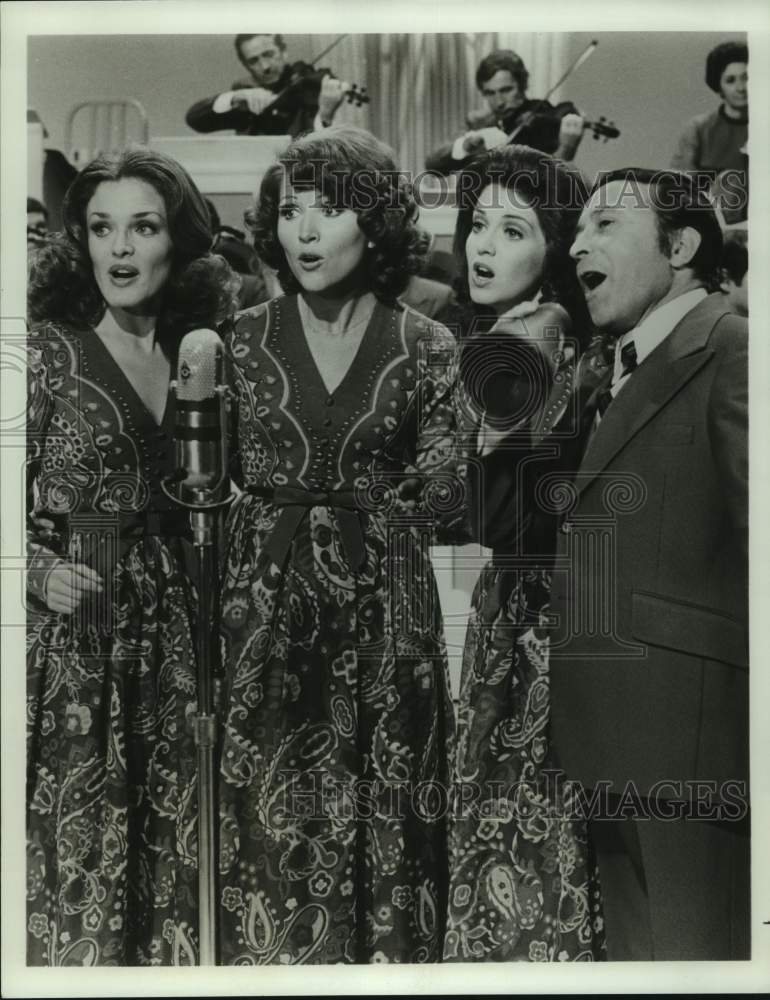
[575,294,728,497]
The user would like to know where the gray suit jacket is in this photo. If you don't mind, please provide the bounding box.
[548,293,748,801]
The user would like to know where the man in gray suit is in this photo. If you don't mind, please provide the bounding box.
[548,168,749,960]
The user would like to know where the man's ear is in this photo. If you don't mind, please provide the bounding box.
[669,226,702,270]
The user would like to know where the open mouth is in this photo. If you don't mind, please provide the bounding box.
[108,265,139,280]
[298,254,323,269]
[472,262,495,281]
[579,270,607,292]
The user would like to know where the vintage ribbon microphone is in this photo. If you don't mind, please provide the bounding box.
[163,327,233,965]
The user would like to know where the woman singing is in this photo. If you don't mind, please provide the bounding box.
[26,149,237,965]
[217,125,469,964]
[439,145,606,961]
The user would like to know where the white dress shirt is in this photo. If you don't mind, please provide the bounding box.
[609,287,708,401]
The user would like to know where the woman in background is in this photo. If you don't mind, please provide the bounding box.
[672,40,748,173]
[672,40,748,224]
[26,149,237,965]
[440,144,606,962]
[217,125,470,964]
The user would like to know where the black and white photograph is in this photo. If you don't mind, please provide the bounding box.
[2,0,769,995]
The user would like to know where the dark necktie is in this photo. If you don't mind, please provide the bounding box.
[597,340,638,417]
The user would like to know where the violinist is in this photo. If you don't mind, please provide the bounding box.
[186,34,348,138]
[425,50,585,175]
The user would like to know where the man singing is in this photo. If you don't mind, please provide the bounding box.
[186,34,348,137]
[548,168,749,960]
[425,50,584,174]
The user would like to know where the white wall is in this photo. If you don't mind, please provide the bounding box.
[560,31,747,181]
[28,34,320,150]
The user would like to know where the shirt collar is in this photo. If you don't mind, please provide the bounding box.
[613,288,708,383]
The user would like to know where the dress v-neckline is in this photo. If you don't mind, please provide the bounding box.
[88,327,173,430]
[293,296,380,399]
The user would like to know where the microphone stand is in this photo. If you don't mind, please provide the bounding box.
[162,482,233,966]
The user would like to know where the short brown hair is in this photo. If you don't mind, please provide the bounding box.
[249,125,429,302]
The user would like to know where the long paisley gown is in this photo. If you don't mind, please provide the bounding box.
[443,343,606,962]
[217,296,469,964]
[26,322,201,965]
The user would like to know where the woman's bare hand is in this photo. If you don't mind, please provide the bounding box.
[45,562,104,614]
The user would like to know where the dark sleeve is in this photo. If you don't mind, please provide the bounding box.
[469,434,535,549]
[399,277,454,320]
[296,94,320,136]
[425,142,466,175]
[222,327,244,490]
[671,116,702,170]
[26,341,67,603]
[402,321,474,545]
[186,95,253,134]
[707,318,747,558]
[516,112,561,154]
[284,64,321,137]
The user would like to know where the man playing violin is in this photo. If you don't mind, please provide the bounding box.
[186,34,349,138]
[425,50,585,175]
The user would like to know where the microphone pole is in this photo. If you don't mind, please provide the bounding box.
[190,491,220,967]
[162,328,233,966]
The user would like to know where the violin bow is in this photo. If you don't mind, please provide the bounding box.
[505,38,599,144]
[308,34,350,67]
[541,38,598,105]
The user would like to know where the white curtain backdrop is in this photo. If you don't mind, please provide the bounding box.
[356,33,567,175]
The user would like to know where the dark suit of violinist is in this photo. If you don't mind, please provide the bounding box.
[186,33,347,138]
[425,49,585,175]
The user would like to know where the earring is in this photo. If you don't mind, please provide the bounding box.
[367,241,375,249]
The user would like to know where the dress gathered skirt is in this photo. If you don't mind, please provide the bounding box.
[217,296,470,964]
[26,323,201,965]
[443,356,606,962]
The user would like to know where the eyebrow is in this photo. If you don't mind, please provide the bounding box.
[500,213,532,225]
[472,207,533,225]
[574,205,619,232]
[584,205,621,220]
[88,209,164,219]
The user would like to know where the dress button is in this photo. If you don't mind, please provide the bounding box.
[323,418,332,427]
[326,397,334,407]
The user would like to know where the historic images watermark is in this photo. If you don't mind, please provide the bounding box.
[271,768,749,825]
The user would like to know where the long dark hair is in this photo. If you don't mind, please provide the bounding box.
[452,144,591,347]
[28,147,239,349]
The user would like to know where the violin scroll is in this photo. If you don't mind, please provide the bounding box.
[344,83,369,108]
[589,116,620,141]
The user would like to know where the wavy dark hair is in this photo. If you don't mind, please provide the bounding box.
[248,124,429,302]
[452,144,591,346]
[705,40,748,93]
[28,147,239,350]
[475,50,529,94]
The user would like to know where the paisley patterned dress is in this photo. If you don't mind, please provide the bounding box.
[26,323,201,966]
[217,297,469,964]
[443,350,606,962]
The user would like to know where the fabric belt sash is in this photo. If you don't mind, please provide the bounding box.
[246,485,367,572]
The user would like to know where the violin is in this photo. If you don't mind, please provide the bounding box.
[488,39,620,152]
[501,99,620,146]
[240,61,370,127]
[233,35,370,136]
